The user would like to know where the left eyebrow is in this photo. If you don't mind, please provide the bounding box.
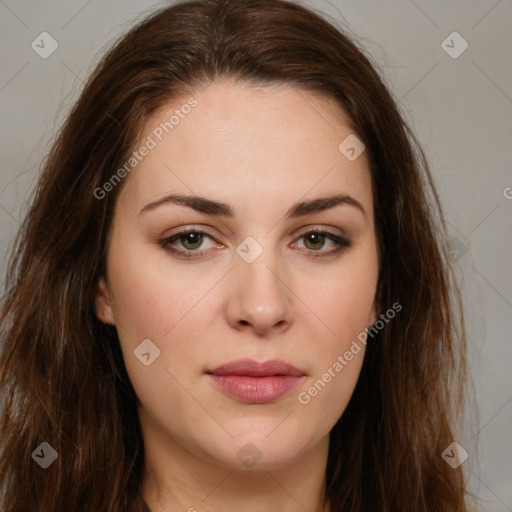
[138,192,366,220]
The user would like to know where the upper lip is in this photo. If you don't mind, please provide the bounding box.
[206,358,306,377]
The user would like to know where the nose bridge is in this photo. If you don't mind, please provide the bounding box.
[228,234,292,332]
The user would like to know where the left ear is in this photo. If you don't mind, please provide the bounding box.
[369,285,382,326]
[369,300,380,327]
[94,276,116,325]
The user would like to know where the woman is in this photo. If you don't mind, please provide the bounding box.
[0,0,475,510]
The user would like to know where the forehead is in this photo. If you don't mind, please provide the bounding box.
[117,80,373,217]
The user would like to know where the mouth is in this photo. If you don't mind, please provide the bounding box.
[205,358,306,404]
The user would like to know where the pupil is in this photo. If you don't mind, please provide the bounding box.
[306,233,323,249]
[184,232,201,248]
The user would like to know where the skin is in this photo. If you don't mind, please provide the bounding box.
[95,79,380,512]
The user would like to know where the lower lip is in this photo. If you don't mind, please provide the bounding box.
[206,374,304,404]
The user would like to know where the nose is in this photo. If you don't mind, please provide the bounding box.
[225,248,293,336]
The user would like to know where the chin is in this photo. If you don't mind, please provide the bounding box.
[197,425,312,471]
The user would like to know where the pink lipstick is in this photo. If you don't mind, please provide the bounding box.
[205,358,306,404]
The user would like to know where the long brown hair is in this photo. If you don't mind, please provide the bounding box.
[0,0,475,510]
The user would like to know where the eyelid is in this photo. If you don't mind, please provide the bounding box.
[294,224,347,238]
[160,223,346,240]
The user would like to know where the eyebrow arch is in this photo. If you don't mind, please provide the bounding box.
[138,192,366,219]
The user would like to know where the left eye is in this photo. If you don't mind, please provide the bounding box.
[294,231,341,252]
[158,228,351,259]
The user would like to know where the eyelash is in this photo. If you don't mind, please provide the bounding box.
[158,227,351,260]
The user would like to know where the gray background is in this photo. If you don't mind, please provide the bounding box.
[1,0,511,510]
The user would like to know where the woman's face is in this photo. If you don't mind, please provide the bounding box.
[95,80,379,471]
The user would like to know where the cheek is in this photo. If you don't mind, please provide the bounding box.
[294,251,377,415]
[295,280,371,426]
[305,253,378,349]
[107,239,217,338]
[106,239,220,389]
